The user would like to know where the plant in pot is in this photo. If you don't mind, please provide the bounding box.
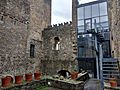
[71,65,78,80]
[34,66,41,80]
[1,69,13,87]
[14,66,24,84]
[25,60,34,82]
[109,76,117,87]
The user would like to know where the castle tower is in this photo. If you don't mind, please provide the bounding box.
[72,0,78,29]
[28,0,51,41]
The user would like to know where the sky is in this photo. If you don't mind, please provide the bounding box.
[52,0,97,25]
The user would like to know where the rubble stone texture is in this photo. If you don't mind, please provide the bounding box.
[0,0,51,76]
[0,0,77,77]
[108,0,120,62]
[42,23,77,75]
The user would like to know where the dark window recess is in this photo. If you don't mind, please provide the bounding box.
[111,36,113,40]
[30,44,35,58]
[1,16,3,21]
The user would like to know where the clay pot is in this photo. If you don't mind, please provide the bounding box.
[15,75,23,84]
[34,72,41,80]
[71,72,78,80]
[110,80,117,87]
[2,76,12,87]
[25,73,33,82]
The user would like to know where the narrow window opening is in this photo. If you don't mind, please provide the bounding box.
[111,36,113,40]
[30,44,35,58]
[1,16,3,21]
[54,37,60,50]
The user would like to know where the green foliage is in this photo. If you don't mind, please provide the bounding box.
[35,85,49,90]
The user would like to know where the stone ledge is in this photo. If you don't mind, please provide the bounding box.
[0,78,85,90]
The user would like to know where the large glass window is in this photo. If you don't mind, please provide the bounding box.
[99,2,107,16]
[100,16,108,22]
[77,1,110,59]
[85,6,91,19]
[92,4,99,17]
[77,7,84,20]
[78,34,96,58]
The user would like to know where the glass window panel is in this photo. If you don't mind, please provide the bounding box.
[77,7,84,19]
[92,17,100,24]
[85,19,92,31]
[100,2,107,16]
[92,4,99,17]
[85,6,91,19]
[100,21,108,27]
[78,27,84,33]
[100,16,108,22]
[78,20,84,26]
[78,26,84,29]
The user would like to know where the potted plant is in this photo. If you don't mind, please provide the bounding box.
[34,67,41,80]
[25,73,33,82]
[25,60,34,82]
[1,70,13,87]
[71,70,78,80]
[14,67,23,84]
[71,65,78,80]
[1,76,12,87]
[109,77,117,87]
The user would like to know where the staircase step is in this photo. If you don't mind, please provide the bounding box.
[102,58,120,80]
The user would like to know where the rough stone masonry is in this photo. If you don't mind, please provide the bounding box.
[0,0,51,77]
[0,0,78,78]
[108,0,120,63]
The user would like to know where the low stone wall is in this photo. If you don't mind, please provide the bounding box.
[1,78,85,90]
[1,80,47,90]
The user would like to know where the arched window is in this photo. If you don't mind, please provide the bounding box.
[54,37,60,50]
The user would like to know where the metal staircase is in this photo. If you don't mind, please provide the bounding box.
[102,58,120,80]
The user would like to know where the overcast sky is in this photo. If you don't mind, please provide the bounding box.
[52,0,97,25]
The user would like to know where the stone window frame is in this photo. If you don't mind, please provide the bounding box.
[51,36,61,51]
[30,43,35,58]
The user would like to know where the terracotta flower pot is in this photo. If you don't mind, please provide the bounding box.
[15,75,23,84]
[110,80,117,87]
[71,72,78,80]
[34,72,41,80]
[25,73,33,82]
[2,76,12,87]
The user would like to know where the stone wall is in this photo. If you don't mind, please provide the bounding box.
[42,22,77,75]
[0,0,51,76]
[25,0,51,73]
[0,0,29,76]
[108,0,120,61]
[0,0,78,78]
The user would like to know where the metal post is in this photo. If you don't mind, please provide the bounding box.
[95,34,99,79]
[99,44,104,90]
[94,19,100,79]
